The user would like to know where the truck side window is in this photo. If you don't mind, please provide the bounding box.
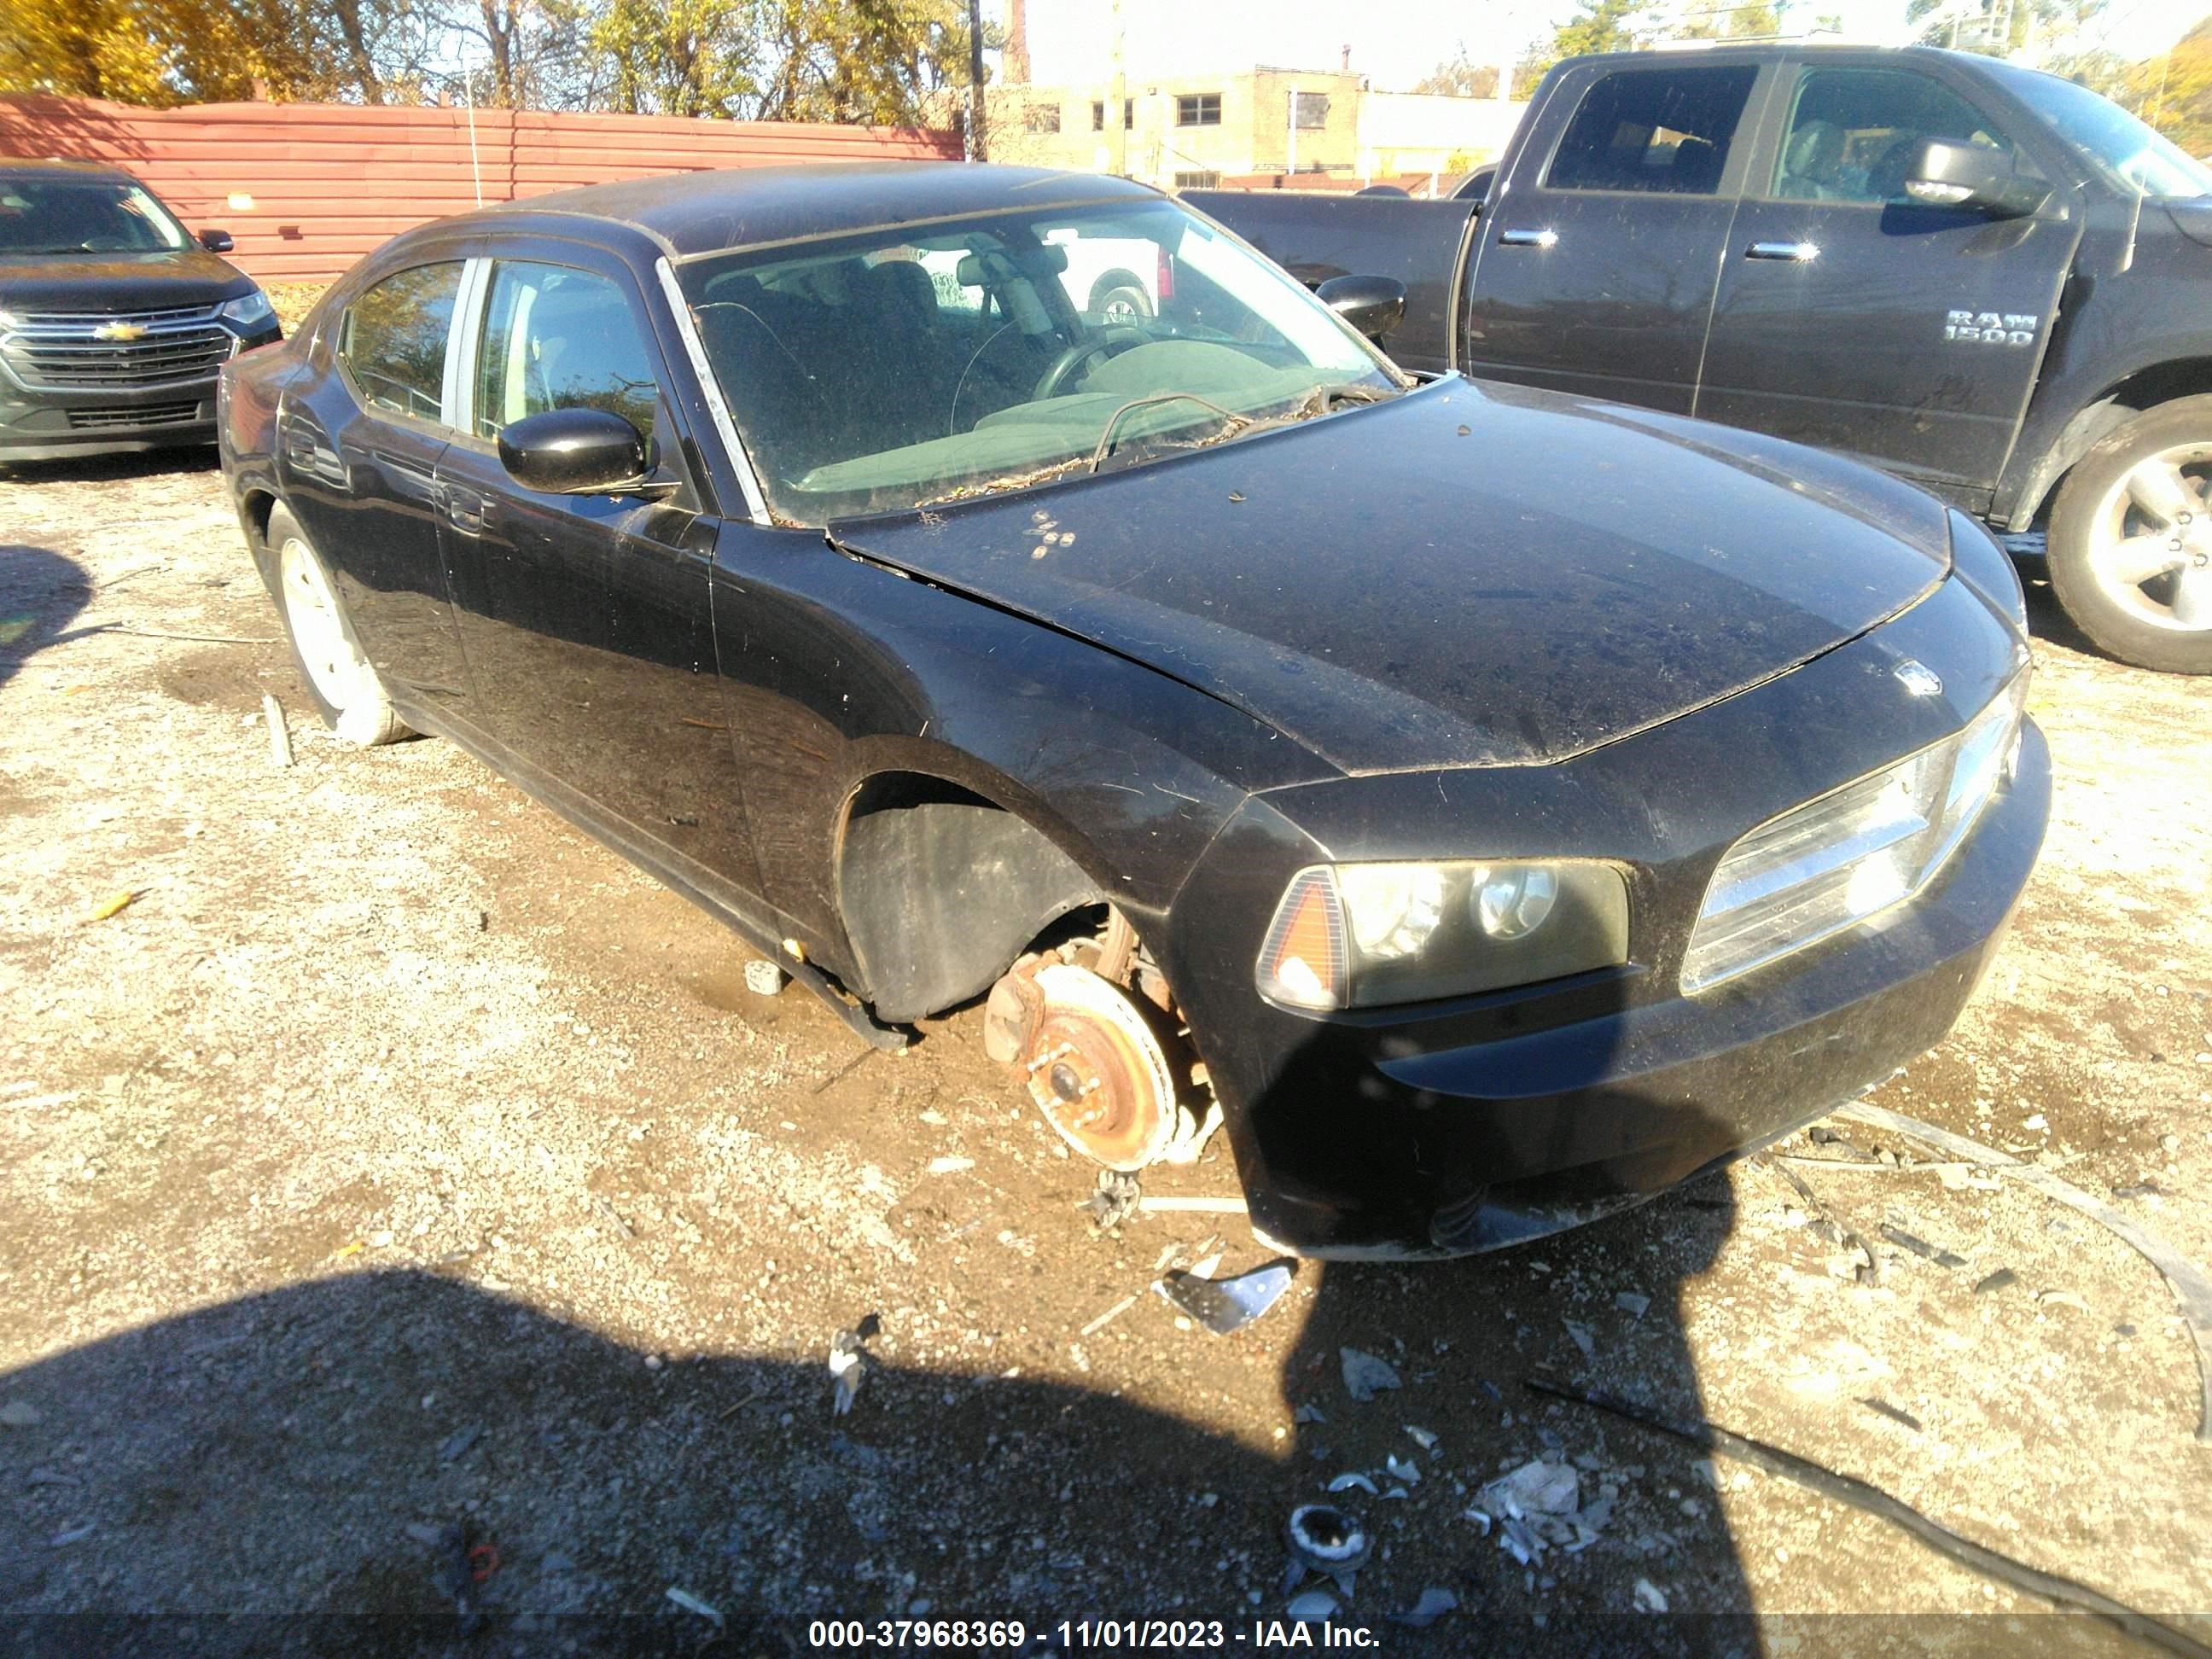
[1546,67,1757,196]
[1772,69,2015,205]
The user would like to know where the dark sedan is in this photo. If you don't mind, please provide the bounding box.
[218,163,2048,1258]
[0,158,279,463]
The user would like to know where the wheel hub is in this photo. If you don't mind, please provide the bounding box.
[1010,963,1177,1172]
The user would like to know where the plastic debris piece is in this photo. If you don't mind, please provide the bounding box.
[262,693,293,768]
[1860,1397,1923,1433]
[1340,1348,1401,1402]
[742,958,787,996]
[1615,1291,1651,1318]
[1285,1503,1371,1593]
[86,891,136,923]
[1405,1424,1438,1451]
[1382,1485,1410,1500]
[1285,1590,1338,1622]
[1486,1458,1580,1516]
[1187,1252,1225,1280]
[1633,1579,1669,1613]
[828,1313,880,1417]
[1080,1294,1138,1338]
[1388,1587,1458,1628]
[1880,1224,1969,1269]
[1326,1472,1379,1494]
[666,1586,724,1627]
[1384,1452,1423,1486]
[1158,1261,1293,1336]
[1083,1169,1142,1230]
[1462,1507,1493,1536]
[1973,1267,2020,1295]
[2037,1290,2092,1313]
[925,1155,974,1175]
[1563,1318,1597,1359]
[1295,1403,1328,1425]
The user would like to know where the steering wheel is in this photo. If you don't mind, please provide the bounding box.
[1033,327,1146,399]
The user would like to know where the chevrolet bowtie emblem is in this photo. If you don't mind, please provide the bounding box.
[93,322,148,342]
[1893,660,1943,697]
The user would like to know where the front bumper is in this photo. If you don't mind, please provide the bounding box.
[1161,576,2049,1257]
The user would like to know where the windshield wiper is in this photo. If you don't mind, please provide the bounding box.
[1088,393,1249,473]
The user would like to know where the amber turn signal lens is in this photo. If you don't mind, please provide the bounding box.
[1257,867,1348,1011]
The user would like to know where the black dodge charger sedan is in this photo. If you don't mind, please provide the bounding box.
[1,158,280,463]
[218,163,2048,1258]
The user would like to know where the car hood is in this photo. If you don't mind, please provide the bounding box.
[0,248,253,313]
[830,377,1951,775]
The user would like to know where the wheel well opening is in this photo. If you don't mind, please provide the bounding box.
[2016,363,2212,528]
[1089,270,1146,306]
[837,773,1105,1024]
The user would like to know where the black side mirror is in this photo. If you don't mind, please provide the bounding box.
[1905,140,2049,217]
[197,228,234,253]
[498,407,655,495]
[1315,274,1407,344]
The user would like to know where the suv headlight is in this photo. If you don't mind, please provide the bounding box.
[218,288,274,330]
[1256,859,1631,1011]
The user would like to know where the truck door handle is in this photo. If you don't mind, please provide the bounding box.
[1499,228,1559,249]
[1745,241,1820,262]
[439,483,494,536]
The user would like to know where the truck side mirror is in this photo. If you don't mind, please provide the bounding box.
[197,228,235,253]
[1905,140,2049,218]
[1315,274,1407,344]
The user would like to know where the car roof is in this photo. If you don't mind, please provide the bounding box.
[492,161,1165,261]
[0,155,139,183]
[1561,42,1966,69]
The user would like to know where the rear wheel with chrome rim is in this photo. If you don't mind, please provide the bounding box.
[2048,396,2212,674]
[268,504,413,745]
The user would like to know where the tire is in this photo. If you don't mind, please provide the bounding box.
[1089,276,1151,323]
[2046,395,2212,674]
[267,504,414,745]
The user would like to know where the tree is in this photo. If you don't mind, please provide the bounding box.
[586,0,754,115]
[1521,0,1654,86]
[1906,0,2106,59]
[1413,47,1500,100]
[1673,0,1783,39]
[2123,17,2212,154]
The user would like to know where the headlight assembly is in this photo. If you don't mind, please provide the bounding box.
[1257,859,1630,1011]
[218,288,275,331]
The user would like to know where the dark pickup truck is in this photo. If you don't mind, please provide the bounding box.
[1196,44,2212,673]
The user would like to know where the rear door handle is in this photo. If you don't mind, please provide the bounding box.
[1499,228,1559,249]
[1745,241,1819,262]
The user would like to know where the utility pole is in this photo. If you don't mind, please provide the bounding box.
[1287,85,1298,175]
[967,0,987,161]
[1110,0,1128,177]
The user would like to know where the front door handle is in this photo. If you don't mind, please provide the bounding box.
[1745,240,1819,261]
[440,483,494,536]
[1499,228,1559,249]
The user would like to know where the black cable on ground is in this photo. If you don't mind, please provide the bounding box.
[1525,1374,2212,1659]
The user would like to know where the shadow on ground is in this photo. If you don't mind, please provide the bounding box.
[0,546,94,695]
[0,1178,1757,1657]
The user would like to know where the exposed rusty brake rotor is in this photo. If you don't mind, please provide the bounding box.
[992,960,1179,1173]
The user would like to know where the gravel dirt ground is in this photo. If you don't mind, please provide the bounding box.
[2,448,2209,1658]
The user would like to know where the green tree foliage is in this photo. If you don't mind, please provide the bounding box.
[1520,0,1655,86]
[2119,17,2212,154]
[0,0,970,121]
[1412,47,1501,100]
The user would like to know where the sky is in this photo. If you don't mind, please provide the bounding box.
[1013,0,2211,92]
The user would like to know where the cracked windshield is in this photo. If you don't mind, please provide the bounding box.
[677,199,1401,521]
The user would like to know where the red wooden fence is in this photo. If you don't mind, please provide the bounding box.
[0,95,963,284]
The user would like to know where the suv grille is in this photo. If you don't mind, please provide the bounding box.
[1,306,235,391]
[1682,672,2029,993]
[66,401,203,431]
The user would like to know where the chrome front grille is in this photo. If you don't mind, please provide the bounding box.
[0,306,234,390]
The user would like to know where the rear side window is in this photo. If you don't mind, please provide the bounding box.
[1546,67,1758,195]
[472,262,659,441]
[1772,69,2016,204]
[340,263,463,423]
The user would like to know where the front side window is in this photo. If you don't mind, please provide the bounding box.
[1773,69,2016,204]
[0,178,189,256]
[1178,93,1222,127]
[678,199,1400,522]
[471,261,658,441]
[340,262,463,422]
[1547,66,1757,195]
